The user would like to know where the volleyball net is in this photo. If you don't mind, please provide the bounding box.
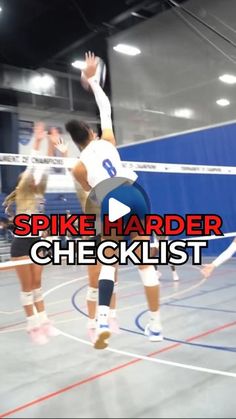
[0,152,235,268]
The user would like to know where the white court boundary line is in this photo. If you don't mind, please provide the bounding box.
[39,265,236,380]
[0,267,136,331]
[59,330,236,379]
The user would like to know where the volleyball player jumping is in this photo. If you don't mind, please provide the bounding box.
[66,52,162,349]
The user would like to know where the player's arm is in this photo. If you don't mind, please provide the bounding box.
[48,128,69,157]
[18,122,46,190]
[73,180,89,212]
[83,52,116,146]
[35,129,62,195]
[201,238,236,277]
[72,161,91,192]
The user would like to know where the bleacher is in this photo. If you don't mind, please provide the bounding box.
[0,192,82,262]
[44,193,82,215]
[0,192,82,217]
[0,193,6,220]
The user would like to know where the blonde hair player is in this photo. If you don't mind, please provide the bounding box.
[201,238,236,277]
[3,122,63,345]
[66,52,162,350]
[74,184,120,343]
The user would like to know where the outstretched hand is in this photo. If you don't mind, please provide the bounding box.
[83,51,99,79]
[54,138,68,156]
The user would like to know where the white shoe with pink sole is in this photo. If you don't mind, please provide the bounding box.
[28,327,49,345]
[41,321,60,338]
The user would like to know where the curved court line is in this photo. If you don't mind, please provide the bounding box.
[165,337,236,352]
[42,266,135,299]
[71,273,198,318]
[1,273,236,417]
[0,274,140,316]
[2,320,236,419]
[0,267,136,333]
[2,262,227,317]
[43,275,87,298]
[59,330,236,379]
[72,283,236,353]
[135,310,236,352]
[0,337,203,419]
[71,265,207,315]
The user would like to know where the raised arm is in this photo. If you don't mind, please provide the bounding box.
[83,52,116,146]
[18,122,46,190]
[201,238,236,277]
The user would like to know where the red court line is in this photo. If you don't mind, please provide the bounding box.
[184,320,236,342]
[1,320,235,418]
[0,320,25,331]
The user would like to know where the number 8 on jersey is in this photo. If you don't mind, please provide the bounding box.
[102,159,117,177]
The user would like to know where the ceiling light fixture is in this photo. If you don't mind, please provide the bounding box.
[71,60,86,70]
[174,108,193,119]
[30,74,55,94]
[219,74,236,84]
[144,108,165,115]
[40,74,55,89]
[131,12,146,19]
[216,98,230,107]
[113,44,141,56]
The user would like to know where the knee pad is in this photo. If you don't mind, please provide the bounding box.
[98,265,116,282]
[20,291,34,306]
[33,288,43,303]
[139,266,160,287]
[86,286,98,302]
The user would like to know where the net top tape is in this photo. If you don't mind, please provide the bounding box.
[1,153,236,175]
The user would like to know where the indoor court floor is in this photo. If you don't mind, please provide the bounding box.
[0,260,236,418]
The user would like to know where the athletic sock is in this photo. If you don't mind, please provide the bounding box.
[87,318,97,329]
[97,305,110,328]
[149,310,162,332]
[27,314,39,331]
[37,311,49,325]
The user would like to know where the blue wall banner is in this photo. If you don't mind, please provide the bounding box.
[119,123,236,256]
